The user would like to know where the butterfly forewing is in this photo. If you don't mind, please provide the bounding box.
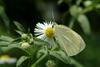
[54,25,86,56]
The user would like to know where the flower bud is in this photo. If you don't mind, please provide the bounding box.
[84,1,92,7]
[21,34,28,39]
[21,42,30,49]
[46,60,56,67]
[96,4,100,9]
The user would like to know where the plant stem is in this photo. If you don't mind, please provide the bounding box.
[76,0,82,6]
[31,54,47,67]
[70,58,84,67]
[68,17,76,28]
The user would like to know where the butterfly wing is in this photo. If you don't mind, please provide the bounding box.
[54,25,86,56]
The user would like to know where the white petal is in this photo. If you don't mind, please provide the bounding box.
[36,23,45,29]
[7,58,17,63]
[34,29,44,33]
[37,34,45,39]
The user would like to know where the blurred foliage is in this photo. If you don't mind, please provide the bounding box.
[0,0,100,67]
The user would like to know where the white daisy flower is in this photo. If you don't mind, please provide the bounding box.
[34,22,55,46]
[34,22,86,56]
[0,55,17,64]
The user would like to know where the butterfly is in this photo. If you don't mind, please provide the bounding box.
[54,25,86,56]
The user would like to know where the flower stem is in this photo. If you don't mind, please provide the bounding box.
[70,58,84,67]
[69,17,76,28]
[31,54,47,67]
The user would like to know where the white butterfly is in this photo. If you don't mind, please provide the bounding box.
[54,25,86,56]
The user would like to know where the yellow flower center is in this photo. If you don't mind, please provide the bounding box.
[44,27,54,38]
[0,55,10,60]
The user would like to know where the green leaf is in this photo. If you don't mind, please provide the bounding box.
[76,0,82,5]
[0,35,15,47]
[24,45,37,56]
[0,35,21,48]
[36,47,47,59]
[34,38,48,46]
[16,30,23,35]
[0,42,20,52]
[77,14,91,35]
[49,50,70,64]
[57,0,64,4]
[0,35,14,42]
[14,21,25,32]
[96,4,100,9]
[0,6,10,33]
[0,41,8,47]
[16,56,29,67]
[0,6,4,15]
